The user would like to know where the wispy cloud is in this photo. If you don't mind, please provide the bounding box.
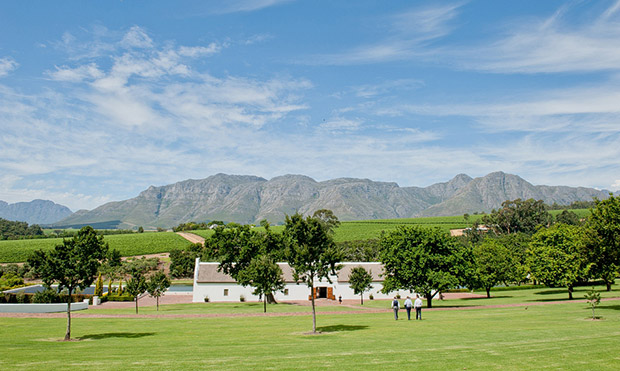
[462,0,620,73]
[208,0,293,14]
[305,3,462,65]
[0,57,18,77]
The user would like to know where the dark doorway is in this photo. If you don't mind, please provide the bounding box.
[317,287,327,298]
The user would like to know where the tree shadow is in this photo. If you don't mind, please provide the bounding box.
[599,305,620,311]
[533,289,568,295]
[316,325,368,333]
[78,332,156,340]
[458,295,512,300]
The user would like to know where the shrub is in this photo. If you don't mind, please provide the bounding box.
[16,291,27,303]
[240,295,245,302]
[369,294,374,300]
[33,289,62,303]
[106,294,134,302]
[204,296,210,302]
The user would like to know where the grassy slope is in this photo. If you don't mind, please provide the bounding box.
[0,232,191,263]
[1,288,619,370]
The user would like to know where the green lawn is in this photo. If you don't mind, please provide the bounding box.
[1,297,619,370]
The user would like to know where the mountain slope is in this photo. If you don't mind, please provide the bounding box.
[53,172,610,228]
[0,199,73,224]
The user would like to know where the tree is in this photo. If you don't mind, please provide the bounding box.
[126,271,148,314]
[528,224,589,299]
[312,209,341,234]
[380,226,472,308]
[28,226,109,341]
[94,273,104,297]
[147,271,171,311]
[584,287,601,320]
[584,195,620,291]
[348,267,373,305]
[284,212,343,333]
[482,198,553,235]
[209,222,285,306]
[555,210,581,226]
[237,255,285,313]
[471,239,512,297]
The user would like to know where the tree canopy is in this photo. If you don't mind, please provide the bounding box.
[28,226,110,340]
[380,226,472,308]
[284,212,342,332]
[348,266,373,305]
[482,198,553,235]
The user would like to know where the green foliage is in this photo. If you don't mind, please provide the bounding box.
[584,194,620,290]
[336,239,381,261]
[238,255,285,312]
[482,198,553,235]
[528,224,589,299]
[348,267,373,305]
[126,272,148,314]
[312,209,341,234]
[0,231,190,263]
[380,226,472,308]
[0,218,43,240]
[584,287,601,319]
[0,272,24,290]
[555,210,581,225]
[138,226,144,233]
[546,200,596,210]
[284,212,343,332]
[169,243,204,278]
[147,270,171,311]
[32,288,62,303]
[94,273,104,297]
[27,226,109,340]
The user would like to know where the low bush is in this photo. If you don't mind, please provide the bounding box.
[106,294,134,302]
[32,289,62,303]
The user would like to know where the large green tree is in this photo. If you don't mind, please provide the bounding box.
[584,195,620,291]
[237,255,285,313]
[284,212,343,333]
[380,226,472,308]
[348,266,373,305]
[482,198,553,235]
[528,223,590,299]
[28,226,110,341]
[471,239,512,298]
[209,222,285,306]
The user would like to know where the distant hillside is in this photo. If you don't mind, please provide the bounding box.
[0,199,73,225]
[53,171,610,229]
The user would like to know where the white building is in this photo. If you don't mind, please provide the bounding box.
[192,258,410,302]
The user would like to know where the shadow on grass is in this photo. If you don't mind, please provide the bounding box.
[533,289,569,296]
[458,295,512,300]
[599,305,620,311]
[78,332,156,340]
[316,325,368,333]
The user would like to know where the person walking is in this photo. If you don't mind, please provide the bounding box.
[392,296,400,320]
[404,296,413,320]
[414,294,423,320]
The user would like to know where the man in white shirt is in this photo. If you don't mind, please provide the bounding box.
[404,296,413,320]
[414,294,423,320]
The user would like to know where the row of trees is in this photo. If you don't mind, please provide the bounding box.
[0,218,43,240]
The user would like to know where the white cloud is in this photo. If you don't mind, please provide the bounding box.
[462,1,620,73]
[305,3,461,65]
[0,57,18,77]
[612,180,620,190]
[121,26,154,49]
[212,0,293,14]
[48,63,104,82]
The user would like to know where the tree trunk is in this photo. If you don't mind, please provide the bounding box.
[606,281,612,292]
[135,296,139,314]
[311,280,316,333]
[156,296,159,311]
[266,293,277,304]
[360,294,363,305]
[486,287,491,298]
[425,292,433,308]
[568,285,573,300]
[64,288,72,341]
[263,295,267,313]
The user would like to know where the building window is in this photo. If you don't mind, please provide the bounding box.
[284,289,289,296]
[224,289,229,296]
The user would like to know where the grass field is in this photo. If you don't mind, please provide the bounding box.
[1,285,619,370]
[0,232,192,263]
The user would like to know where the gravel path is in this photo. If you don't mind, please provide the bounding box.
[3,293,618,319]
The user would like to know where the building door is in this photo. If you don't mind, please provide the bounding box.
[317,287,327,298]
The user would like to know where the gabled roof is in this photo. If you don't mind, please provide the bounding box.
[196,261,385,284]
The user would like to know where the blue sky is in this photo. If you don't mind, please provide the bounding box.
[1,0,619,211]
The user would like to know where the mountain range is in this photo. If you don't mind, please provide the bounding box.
[0,199,73,225]
[52,171,611,229]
